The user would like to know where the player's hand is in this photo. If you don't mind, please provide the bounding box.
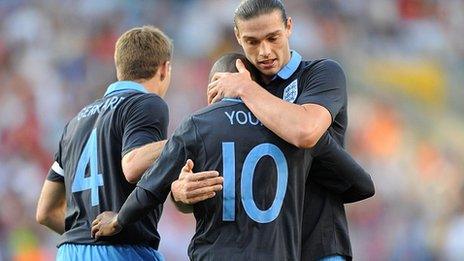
[91,211,122,239]
[171,159,223,204]
[207,59,253,104]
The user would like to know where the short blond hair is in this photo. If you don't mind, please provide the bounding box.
[114,26,173,81]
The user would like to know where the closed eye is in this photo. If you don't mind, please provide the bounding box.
[246,39,259,45]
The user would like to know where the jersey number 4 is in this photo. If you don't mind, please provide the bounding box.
[222,142,288,223]
[72,128,104,206]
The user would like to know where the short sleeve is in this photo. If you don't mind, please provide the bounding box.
[137,116,203,202]
[296,59,346,121]
[122,95,169,156]
[47,158,65,182]
[46,128,66,183]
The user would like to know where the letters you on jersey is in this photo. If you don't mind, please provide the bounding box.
[283,79,298,103]
[224,110,262,126]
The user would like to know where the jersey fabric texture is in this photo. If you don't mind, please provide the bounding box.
[262,51,352,260]
[46,81,168,249]
[137,99,313,261]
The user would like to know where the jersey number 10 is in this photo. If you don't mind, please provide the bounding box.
[72,129,104,206]
[222,142,288,224]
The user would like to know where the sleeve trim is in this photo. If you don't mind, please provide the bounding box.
[51,161,64,176]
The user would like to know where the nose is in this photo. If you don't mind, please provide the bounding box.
[258,41,271,58]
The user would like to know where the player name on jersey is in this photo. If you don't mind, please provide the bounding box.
[77,96,126,120]
[224,110,262,126]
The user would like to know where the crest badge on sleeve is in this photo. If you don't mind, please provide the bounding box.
[283,79,298,103]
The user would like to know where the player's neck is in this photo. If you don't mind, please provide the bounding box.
[138,78,164,97]
[261,74,273,85]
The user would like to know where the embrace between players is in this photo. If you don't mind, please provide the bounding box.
[37,1,375,260]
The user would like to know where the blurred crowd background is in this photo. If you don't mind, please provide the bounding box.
[1,0,463,260]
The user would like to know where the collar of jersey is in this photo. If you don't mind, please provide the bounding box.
[104,81,148,97]
[272,50,302,81]
[221,97,243,103]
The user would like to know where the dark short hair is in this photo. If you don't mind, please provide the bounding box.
[208,53,260,84]
[234,0,287,27]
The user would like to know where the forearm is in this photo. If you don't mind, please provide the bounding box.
[311,133,375,202]
[132,140,167,172]
[117,187,159,227]
[36,180,66,234]
[123,140,167,182]
[239,82,325,148]
[41,209,65,234]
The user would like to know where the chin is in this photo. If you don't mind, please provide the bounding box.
[256,66,274,74]
[262,69,279,76]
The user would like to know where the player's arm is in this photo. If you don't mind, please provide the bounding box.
[92,172,221,237]
[167,118,223,213]
[91,186,157,238]
[36,158,67,234]
[208,59,338,148]
[310,132,375,203]
[92,117,221,236]
[121,95,169,183]
[122,140,167,183]
[36,180,66,234]
[92,141,178,238]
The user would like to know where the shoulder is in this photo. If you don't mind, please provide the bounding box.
[301,59,345,76]
[128,93,167,108]
[57,121,72,145]
[123,93,168,115]
[117,92,169,128]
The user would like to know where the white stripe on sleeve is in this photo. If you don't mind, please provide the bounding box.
[51,161,64,176]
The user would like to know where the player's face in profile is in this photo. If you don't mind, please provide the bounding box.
[235,10,292,78]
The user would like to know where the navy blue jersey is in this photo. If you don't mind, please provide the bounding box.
[261,51,351,260]
[137,99,313,260]
[46,81,168,248]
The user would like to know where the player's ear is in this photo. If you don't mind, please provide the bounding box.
[285,17,293,37]
[234,26,242,46]
[159,61,170,81]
